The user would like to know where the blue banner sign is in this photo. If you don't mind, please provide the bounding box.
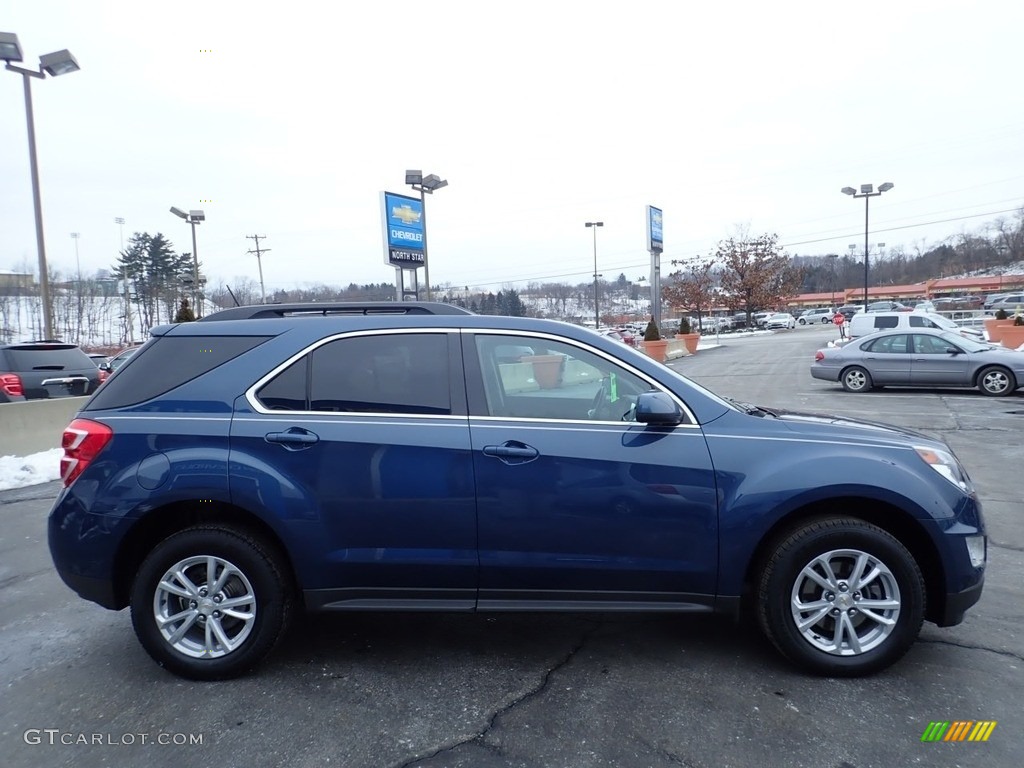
[381,191,426,266]
[647,205,663,253]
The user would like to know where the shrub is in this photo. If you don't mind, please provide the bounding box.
[1015,315,1024,327]
[643,317,662,341]
[678,317,692,335]
[995,308,1008,320]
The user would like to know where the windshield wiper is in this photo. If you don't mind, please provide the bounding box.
[730,398,777,417]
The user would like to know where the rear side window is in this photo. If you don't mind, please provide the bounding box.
[4,345,91,370]
[875,316,899,329]
[84,336,271,410]
[254,333,451,415]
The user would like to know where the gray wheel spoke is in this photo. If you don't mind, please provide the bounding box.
[838,612,862,654]
[848,553,870,590]
[158,579,193,600]
[797,606,831,631]
[166,612,199,646]
[218,595,254,610]
[802,563,835,590]
[158,607,196,628]
[174,569,200,597]
[209,616,236,651]
[204,616,213,653]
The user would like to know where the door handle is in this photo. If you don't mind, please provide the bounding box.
[482,441,539,464]
[265,428,319,450]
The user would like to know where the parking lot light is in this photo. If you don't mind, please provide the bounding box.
[841,183,894,308]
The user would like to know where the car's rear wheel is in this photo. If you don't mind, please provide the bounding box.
[841,366,872,393]
[821,316,830,324]
[977,366,1015,397]
[756,518,924,676]
[130,526,292,680]
[798,318,806,325]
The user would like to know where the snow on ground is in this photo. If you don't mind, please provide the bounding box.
[0,448,62,491]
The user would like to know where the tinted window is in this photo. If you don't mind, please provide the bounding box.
[5,345,91,370]
[309,333,450,415]
[256,356,308,411]
[865,334,909,354]
[875,316,899,329]
[474,334,653,421]
[84,336,271,410]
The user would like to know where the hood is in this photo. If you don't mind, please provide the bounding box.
[769,408,937,445]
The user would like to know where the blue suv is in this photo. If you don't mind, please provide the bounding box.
[48,302,986,679]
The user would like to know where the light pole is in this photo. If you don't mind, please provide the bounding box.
[2,32,81,340]
[170,207,205,316]
[71,232,81,281]
[841,183,894,309]
[405,170,448,300]
[827,253,839,307]
[585,221,604,328]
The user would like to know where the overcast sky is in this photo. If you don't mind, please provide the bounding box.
[2,0,1022,296]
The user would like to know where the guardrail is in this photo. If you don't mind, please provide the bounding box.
[0,397,85,457]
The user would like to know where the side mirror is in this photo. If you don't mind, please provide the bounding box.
[635,391,684,426]
[98,362,112,372]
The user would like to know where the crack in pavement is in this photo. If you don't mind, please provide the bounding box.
[989,539,1024,553]
[390,621,601,768]
[917,637,1024,663]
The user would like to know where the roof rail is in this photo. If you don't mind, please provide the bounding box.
[197,301,474,322]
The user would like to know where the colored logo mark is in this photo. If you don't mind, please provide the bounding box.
[921,721,997,742]
[392,205,421,225]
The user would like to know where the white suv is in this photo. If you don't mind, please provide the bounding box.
[797,308,834,325]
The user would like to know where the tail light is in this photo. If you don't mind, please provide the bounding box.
[814,350,825,361]
[61,418,113,487]
[1,373,23,397]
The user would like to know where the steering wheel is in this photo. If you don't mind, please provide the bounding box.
[589,377,635,421]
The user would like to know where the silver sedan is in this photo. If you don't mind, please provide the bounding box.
[811,328,1024,396]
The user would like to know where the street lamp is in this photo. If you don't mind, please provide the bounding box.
[585,221,604,328]
[405,170,448,301]
[827,253,839,306]
[71,232,81,280]
[841,182,894,309]
[2,32,81,340]
[170,207,205,316]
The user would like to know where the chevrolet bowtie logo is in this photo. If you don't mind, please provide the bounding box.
[392,205,421,225]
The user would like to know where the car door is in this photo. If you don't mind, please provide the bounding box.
[910,333,971,387]
[861,333,914,384]
[462,331,719,609]
[230,330,478,608]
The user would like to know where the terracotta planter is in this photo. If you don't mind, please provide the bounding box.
[675,333,701,354]
[523,354,564,389]
[984,317,1015,344]
[642,339,668,363]
[999,324,1024,350]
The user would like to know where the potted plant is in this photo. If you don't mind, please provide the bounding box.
[999,311,1024,349]
[641,317,668,363]
[984,308,1015,344]
[522,353,565,389]
[674,316,701,355]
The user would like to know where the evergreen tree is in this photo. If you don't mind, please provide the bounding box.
[173,298,196,323]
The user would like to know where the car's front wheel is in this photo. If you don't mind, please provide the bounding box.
[130,526,292,680]
[756,517,925,676]
[977,366,1015,397]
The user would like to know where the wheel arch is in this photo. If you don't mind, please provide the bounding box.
[111,500,298,610]
[972,364,1017,393]
[740,498,947,626]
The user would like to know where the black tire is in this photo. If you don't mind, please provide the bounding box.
[756,517,924,677]
[840,366,872,393]
[977,365,1016,397]
[798,318,806,325]
[821,316,831,324]
[130,526,292,680]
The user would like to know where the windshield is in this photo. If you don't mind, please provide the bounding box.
[939,331,992,352]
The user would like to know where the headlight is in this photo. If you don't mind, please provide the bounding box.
[914,446,973,493]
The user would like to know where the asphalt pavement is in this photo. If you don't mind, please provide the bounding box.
[1,323,1021,768]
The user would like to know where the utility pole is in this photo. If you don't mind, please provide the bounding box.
[246,235,270,303]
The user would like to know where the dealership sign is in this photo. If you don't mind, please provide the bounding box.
[380,191,426,267]
[647,205,663,253]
